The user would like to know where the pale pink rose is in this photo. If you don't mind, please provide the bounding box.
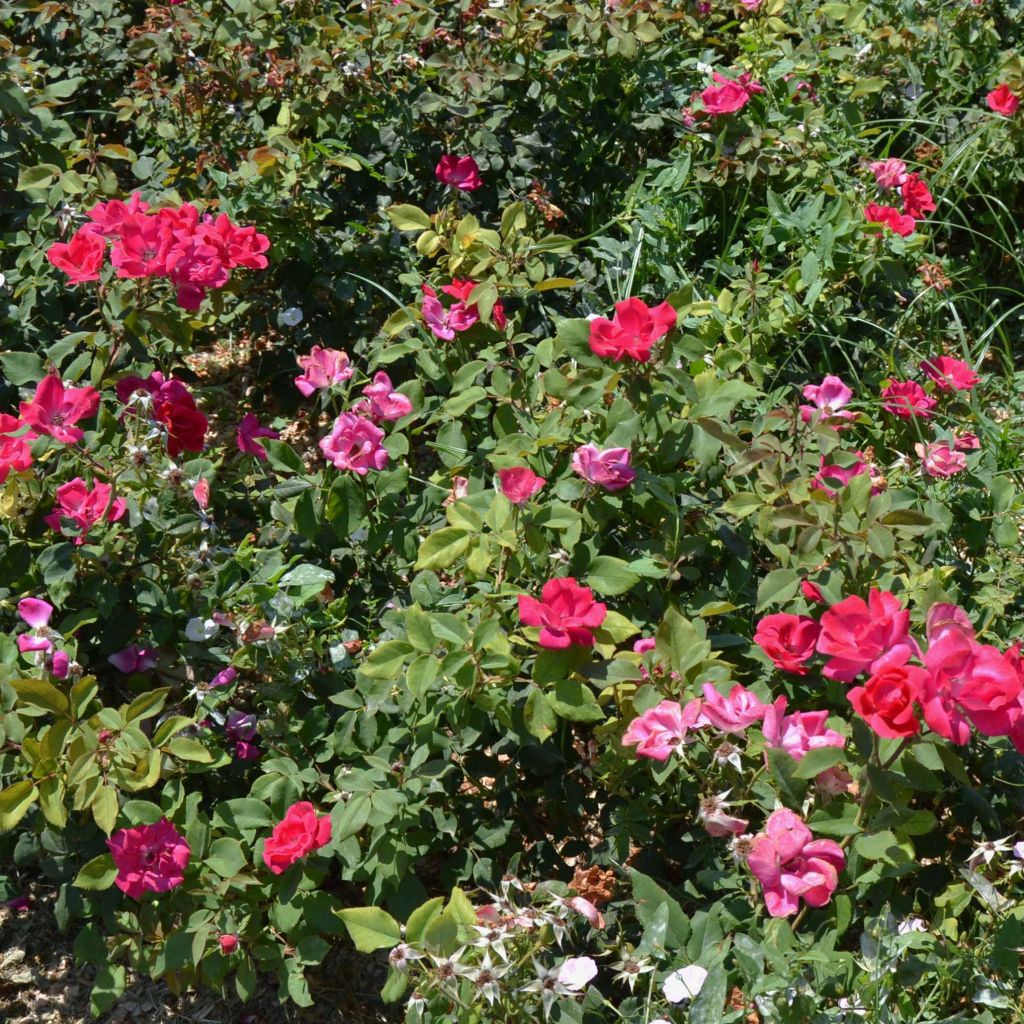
[622,699,708,760]
[557,956,598,992]
[319,413,388,474]
[353,372,413,422]
[868,158,908,190]
[700,683,768,732]
[800,375,857,427]
[762,697,845,760]
[915,441,967,478]
[571,443,636,491]
[294,346,353,397]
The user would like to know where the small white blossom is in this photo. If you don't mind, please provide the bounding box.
[185,617,220,642]
[663,964,708,1003]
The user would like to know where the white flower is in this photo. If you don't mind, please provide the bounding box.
[696,61,714,76]
[519,962,571,1018]
[967,836,1014,869]
[466,952,506,1005]
[663,964,708,1003]
[470,924,511,962]
[556,956,597,992]
[388,943,424,972]
[280,306,304,327]
[185,617,220,642]
[897,917,927,935]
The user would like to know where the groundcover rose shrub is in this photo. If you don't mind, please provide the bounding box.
[2,0,1024,1020]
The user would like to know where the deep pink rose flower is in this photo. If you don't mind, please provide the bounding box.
[219,934,239,954]
[801,580,826,604]
[0,414,32,483]
[107,818,190,899]
[20,375,100,445]
[987,84,1020,116]
[701,71,763,115]
[86,193,149,237]
[18,597,53,630]
[813,452,884,497]
[746,809,844,917]
[497,467,546,505]
[864,203,916,237]
[571,443,636,492]
[880,380,936,419]
[45,478,126,544]
[108,645,158,674]
[435,154,482,191]
[422,287,475,339]
[762,697,845,760]
[46,226,106,285]
[236,413,280,460]
[354,372,413,422]
[110,212,174,279]
[319,412,388,474]
[700,683,768,732]
[262,801,332,875]
[800,375,857,427]
[294,346,354,396]
[915,441,967,478]
[847,648,926,738]
[868,158,908,190]
[816,588,914,682]
[953,430,980,451]
[587,298,677,362]
[518,577,607,649]
[920,355,979,391]
[753,614,820,675]
[622,698,708,760]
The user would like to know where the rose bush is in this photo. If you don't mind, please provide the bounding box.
[1,0,1024,1021]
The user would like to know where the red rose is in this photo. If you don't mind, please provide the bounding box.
[753,613,820,675]
[847,650,926,738]
[900,173,935,220]
[518,577,607,649]
[46,226,106,285]
[262,801,332,875]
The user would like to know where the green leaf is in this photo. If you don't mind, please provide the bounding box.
[0,780,38,830]
[91,785,119,834]
[415,527,473,571]
[586,555,640,596]
[17,163,61,191]
[206,837,248,877]
[360,640,413,679]
[406,896,445,944]
[689,962,728,1024]
[213,798,274,831]
[337,907,402,952]
[123,687,170,723]
[11,678,70,716]
[792,745,845,779]
[629,869,690,949]
[756,569,800,611]
[444,386,489,416]
[524,688,557,741]
[167,737,214,763]
[387,204,432,231]
[74,853,118,891]
[548,680,605,722]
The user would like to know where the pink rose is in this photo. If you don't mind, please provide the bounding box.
[799,375,857,427]
[45,478,126,545]
[868,158,908,190]
[20,375,100,445]
[622,699,708,760]
[236,413,280,460]
[108,818,190,899]
[497,467,546,505]
[880,380,936,419]
[46,226,106,285]
[915,441,967,478]
[762,697,845,761]
[571,443,636,491]
[864,203,916,237]
[319,413,388,475]
[354,372,413,422]
[295,346,353,396]
[816,588,914,682]
[700,683,768,732]
[746,809,844,917]
[701,71,763,115]
[435,154,482,190]
[920,355,979,391]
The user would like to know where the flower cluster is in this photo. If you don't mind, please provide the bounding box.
[864,159,936,236]
[47,194,270,309]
